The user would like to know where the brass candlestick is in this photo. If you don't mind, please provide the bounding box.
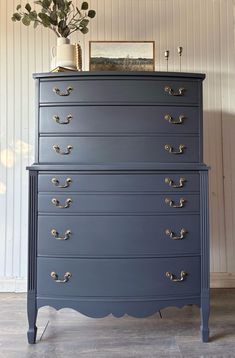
[164,50,170,71]
[177,46,183,71]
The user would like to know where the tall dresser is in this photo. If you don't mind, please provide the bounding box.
[27,72,209,344]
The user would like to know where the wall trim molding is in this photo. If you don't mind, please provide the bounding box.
[210,273,235,288]
[0,277,27,292]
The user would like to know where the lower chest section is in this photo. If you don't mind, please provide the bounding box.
[36,170,202,299]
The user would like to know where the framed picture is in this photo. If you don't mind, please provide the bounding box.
[89,41,155,72]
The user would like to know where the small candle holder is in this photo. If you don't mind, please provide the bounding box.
[164,50,170,71]
[177,46,183,71]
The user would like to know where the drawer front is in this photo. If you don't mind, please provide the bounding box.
[37,256,201,297]
[38,172,200,193]
[38,215,200,256]
[38,193,199,213]
[39,106,199,135]
[39,136,199,164]
[39,80,199,104]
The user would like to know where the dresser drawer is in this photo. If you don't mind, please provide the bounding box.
[38,193,199,213]
[39,136,199,164]
[39,79,199,104]
[38,172,199,193]
[38,215,200,256]
[37,256,201,297]
[39,106,199,135]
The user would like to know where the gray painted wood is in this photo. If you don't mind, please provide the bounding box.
[39,106,200,135]
[39,136,199,164]
[38,172,200,193]
[27,171,38,344]
[38,193,200,214]
[37,214,200,257]
[37,257,201,297]
[27,72,209,344]
[33,71,206,79]
[39,79,200,104]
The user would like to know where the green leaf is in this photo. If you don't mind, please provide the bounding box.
[22,15,31,26]
[80,26,89,34]
[38,12,51,26]
[58,19,67,34]
[80,19,89,27]
[57,0,65,11]
[81,2,88,10]
[69,24,77,29]
[16,4,21,10]
[57,10,66,19]
[64,0,71,11]
[12,12,21,21]
[42,0,51,8]
[34,21,39,29]
[25,3,32,12]
[88,10,96,18]
[29,11,38,20]
[62,26,70,37]
[49,11,58,25]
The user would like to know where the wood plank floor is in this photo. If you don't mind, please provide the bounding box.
[0,289,235,357]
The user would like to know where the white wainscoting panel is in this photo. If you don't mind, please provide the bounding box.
[0,0,235,291]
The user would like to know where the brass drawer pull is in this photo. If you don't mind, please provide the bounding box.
[53,86,73,96]
[165,228,188,240]
[53,114,73,125]
[165,197,186,208]
[165,177,186,188]
[51,229,72,240]
[165,144,186,154]
[164,86,185,96]
[51,198,72,209]
[53,144,73,155]
[51,177,72,188]
[165,271,187,282]
[51,271,72,283]
[164,114,185,124]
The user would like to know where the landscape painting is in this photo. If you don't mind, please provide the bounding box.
[89,41,155,72]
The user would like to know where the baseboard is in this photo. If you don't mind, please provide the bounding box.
[0,277,27,292]
[210,272,235,288]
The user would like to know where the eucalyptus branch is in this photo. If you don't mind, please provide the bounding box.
[67,11,84,27]
[68,27,80,36]
[11,1,96,38]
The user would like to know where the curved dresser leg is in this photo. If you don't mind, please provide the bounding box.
[200,295,210,342]
[27,292,38,344]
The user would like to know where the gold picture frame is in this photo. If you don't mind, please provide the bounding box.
[89,41,155,72]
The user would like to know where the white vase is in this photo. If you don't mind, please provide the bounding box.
[51,37,78,70]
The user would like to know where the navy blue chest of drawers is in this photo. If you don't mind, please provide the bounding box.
[27,72,209,343]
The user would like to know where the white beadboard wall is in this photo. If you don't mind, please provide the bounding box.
[0,0,235,291]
